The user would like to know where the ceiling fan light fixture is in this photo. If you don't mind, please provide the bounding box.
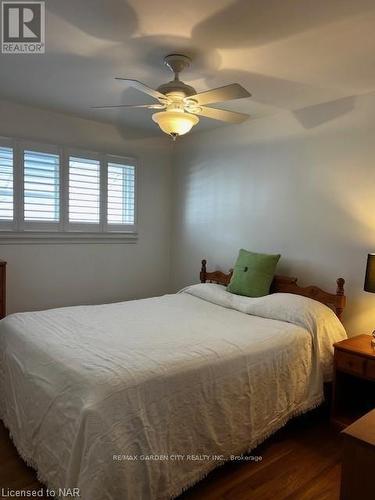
[152,110,199,139]
[94,54,251,136]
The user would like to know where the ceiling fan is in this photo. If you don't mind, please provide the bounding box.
[92,54,251,140]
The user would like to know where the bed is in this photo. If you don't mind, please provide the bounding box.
[0,260,347,500]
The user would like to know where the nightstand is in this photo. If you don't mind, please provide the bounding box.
[331,335,375,428]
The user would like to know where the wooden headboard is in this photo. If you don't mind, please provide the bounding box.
[199,259,346,320]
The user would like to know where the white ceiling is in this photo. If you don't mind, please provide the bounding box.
[1,0,375,136]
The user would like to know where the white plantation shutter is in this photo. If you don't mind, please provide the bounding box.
[107,162,135,226]
[24,150,60,222]
[69,156,100,224]
[0,138,137,239]
[0,146,13,222]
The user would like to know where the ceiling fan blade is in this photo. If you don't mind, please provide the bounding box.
[91,103,164,109]
[115,78,167,101]
[188,83,251,106]
[192,106,249,123]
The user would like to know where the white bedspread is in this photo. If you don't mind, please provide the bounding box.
[0,286,346,499]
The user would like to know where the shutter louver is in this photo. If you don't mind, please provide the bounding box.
[108,163,135,225]
[0,146,13,221]
[24,150,60,222]
[69,156,100,224]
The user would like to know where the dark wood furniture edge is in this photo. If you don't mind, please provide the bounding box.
[341,409,375,447]
[334,335,374,360]
[200,259,346,319]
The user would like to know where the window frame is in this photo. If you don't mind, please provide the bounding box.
[105,154,137,233]
[0,136,16,232]
[0,137,138,242]
[66,148,102,233]
[20,141,63,232]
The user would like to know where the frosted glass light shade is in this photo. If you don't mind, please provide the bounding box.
[152,111,199,137]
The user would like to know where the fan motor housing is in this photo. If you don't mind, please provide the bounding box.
[157,80,196,98]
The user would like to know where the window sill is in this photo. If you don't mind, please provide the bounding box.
[0,231,138,244]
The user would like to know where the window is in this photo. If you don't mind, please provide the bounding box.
[108,162,135,226]
[0,146,13,223]
[69,156,100,225]
[0,138,137,240]
[24,150,60,222]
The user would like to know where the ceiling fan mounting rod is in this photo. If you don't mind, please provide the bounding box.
[164,54,191,80]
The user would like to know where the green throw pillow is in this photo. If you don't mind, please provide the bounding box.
[227,249,281,297]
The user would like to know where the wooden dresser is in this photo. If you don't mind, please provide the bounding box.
[0,260,6,319]
[340,409,375,500]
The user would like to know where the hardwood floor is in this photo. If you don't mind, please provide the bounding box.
[180,408,342,500]
[0,408,342,500]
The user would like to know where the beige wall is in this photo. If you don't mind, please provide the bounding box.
[0,100,172,313]
[3,93,375,335]
[172,93,375,335]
